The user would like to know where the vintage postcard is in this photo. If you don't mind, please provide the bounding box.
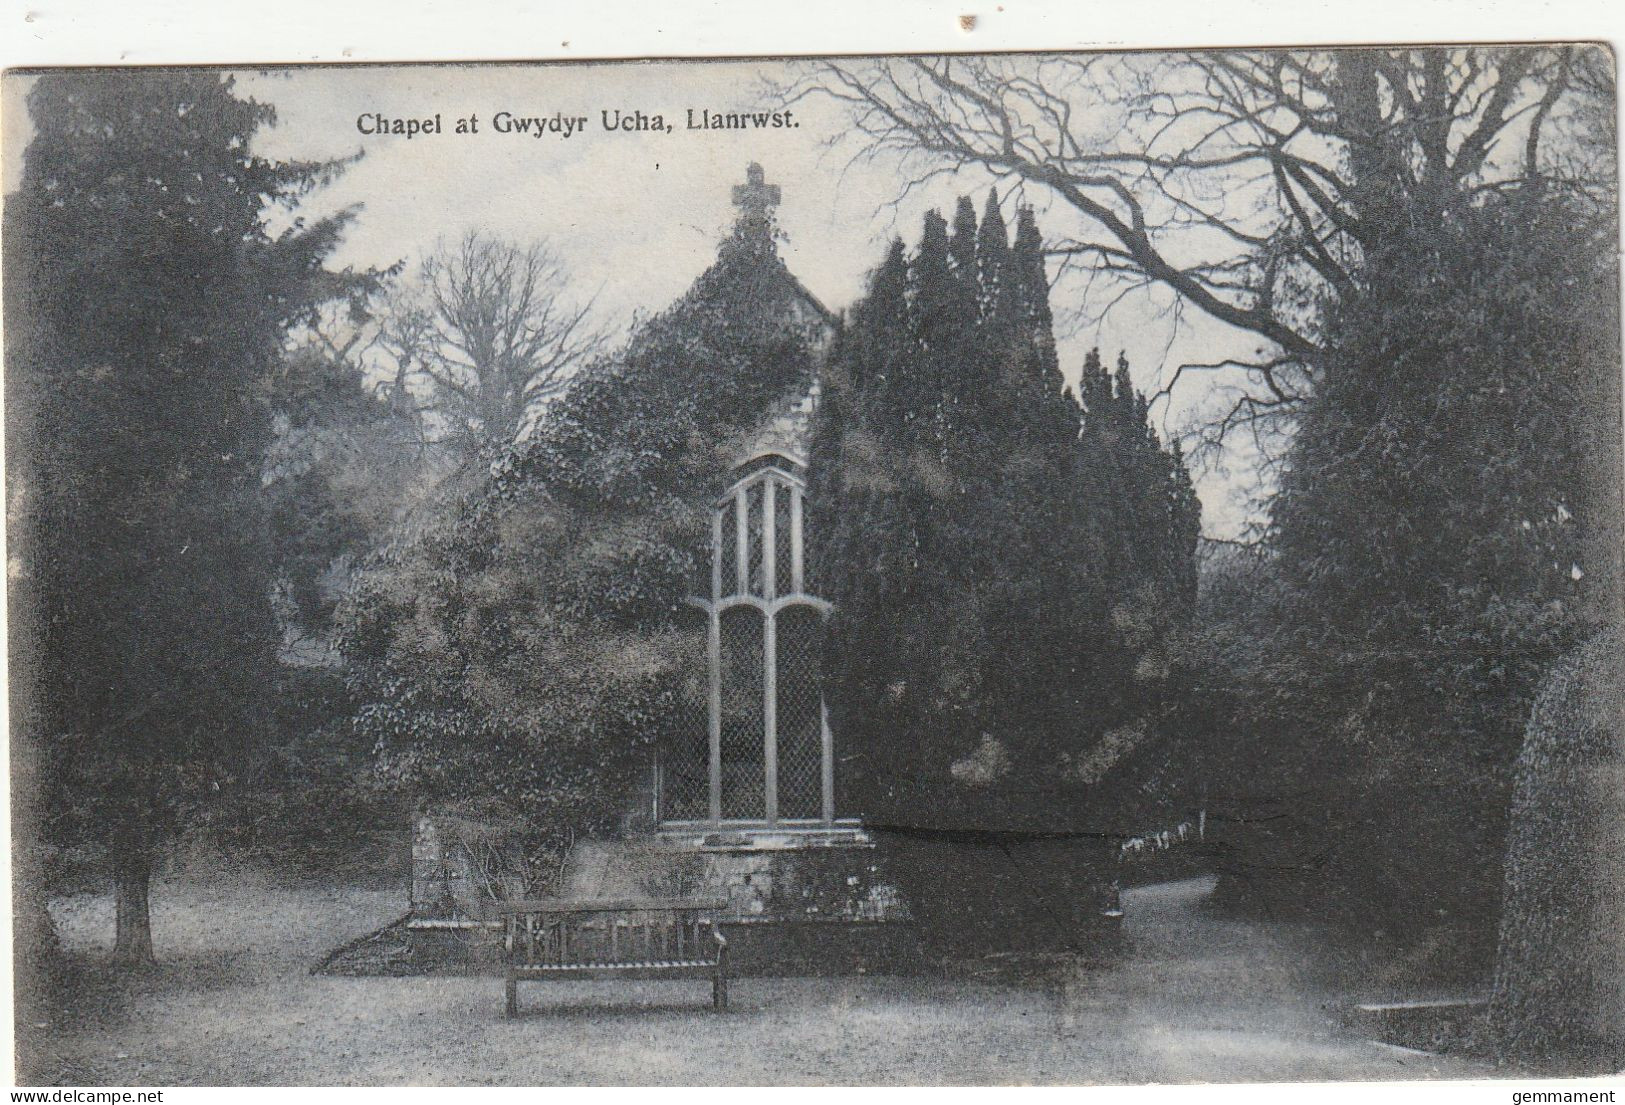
[4,40,1622,1088]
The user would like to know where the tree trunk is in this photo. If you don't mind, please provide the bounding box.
[112,855,155,967]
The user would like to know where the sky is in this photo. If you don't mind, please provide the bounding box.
[2,60,1264,537]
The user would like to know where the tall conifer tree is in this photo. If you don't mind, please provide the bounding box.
[812,196,1200,948]
[6,72,369,964]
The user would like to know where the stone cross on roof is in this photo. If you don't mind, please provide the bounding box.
[731,162,780,223]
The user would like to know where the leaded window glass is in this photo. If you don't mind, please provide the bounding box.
[658,454,842,828]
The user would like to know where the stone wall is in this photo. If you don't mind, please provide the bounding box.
[411,814,469,918]
[410,813,535,919]
[411,813,906,924]
[633,835,906,924]
[407,813,915,972]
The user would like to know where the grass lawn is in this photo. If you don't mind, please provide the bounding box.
[18,874,1500,1085]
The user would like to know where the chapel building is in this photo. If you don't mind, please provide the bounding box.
[410,166,905,959]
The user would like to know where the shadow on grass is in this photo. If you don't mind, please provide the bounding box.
[27,944,277,1030]
[506,999,733,1020]
[15,953,138,1086]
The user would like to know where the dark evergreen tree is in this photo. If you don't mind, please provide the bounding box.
[1488,627,1624,1072]
[265,312,425,637]
[1069,349,1202,742]
[190,306,430,882]
[5,72,370,965]
[811,197,1200,949]
[1220,186,1623,967]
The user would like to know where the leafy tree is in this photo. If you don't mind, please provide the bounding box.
[181,302,436,879]
[337,199,823,896]
[1253,186,1622,958]
[265,300,432,644]
[1172,180,1619,975]
[5,72,370,964]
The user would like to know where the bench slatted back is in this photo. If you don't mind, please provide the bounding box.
[501,900,728,967]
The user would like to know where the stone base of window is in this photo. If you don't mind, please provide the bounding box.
[654,821,868,851]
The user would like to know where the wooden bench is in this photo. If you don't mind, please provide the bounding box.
[497,898,730,1016]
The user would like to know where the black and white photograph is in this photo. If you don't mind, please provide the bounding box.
[4,23,1623,1089]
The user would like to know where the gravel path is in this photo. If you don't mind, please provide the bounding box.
[20,875,1497,1085]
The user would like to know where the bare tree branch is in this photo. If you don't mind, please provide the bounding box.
[374,232,604,462]
[781,47,1591,471]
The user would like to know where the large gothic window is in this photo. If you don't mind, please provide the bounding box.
[658,453,844,828]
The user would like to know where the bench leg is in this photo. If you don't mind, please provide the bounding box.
[712,971,727,1012]
[505,975,518,1019]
